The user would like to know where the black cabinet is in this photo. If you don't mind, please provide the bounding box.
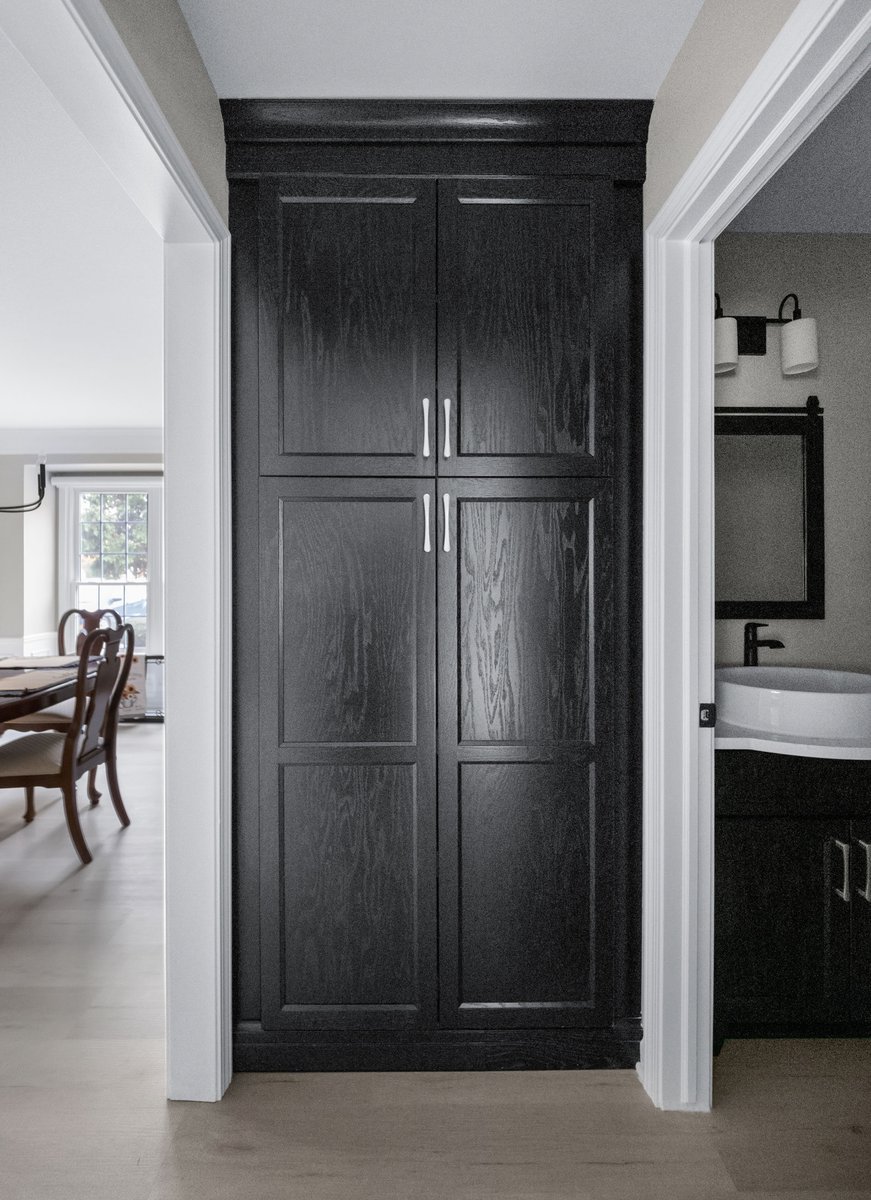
[715,818,852,1025]
[715,753,871,1035]
[229,101,650,1071]
[437,479,614,1029]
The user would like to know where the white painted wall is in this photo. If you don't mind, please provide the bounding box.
[100,0,227,222]
[715,233,871,672]
[0,28,164,433]
[22,463,56,642]
[0,460,25,641]
[645,0,801,224]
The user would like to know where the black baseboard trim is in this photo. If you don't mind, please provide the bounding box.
[234,1022,641,1072]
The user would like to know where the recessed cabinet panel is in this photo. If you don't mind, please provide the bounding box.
[280,497,416,745]
[459,497,592,744]
[280,763,418,1008]
[715,818,852,1025]
[259,478,436,1030]
[438,479,613,1029]
[459,762,596,1007]
[259,178,436,475]
[438,179,613,476]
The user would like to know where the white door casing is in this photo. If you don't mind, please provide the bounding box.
[0,0,232,1100]
[642,0,871,1111]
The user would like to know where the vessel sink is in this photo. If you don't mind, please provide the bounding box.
[715,666,871,741]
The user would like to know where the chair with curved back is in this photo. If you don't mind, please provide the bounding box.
[58,607,122,655]
[0,610,124,808]
[0,623,135,864]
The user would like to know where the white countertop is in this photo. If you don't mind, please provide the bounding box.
[715,720,871,760]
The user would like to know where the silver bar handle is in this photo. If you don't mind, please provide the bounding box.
[857,840,871,902]
[422,397,430,458]
[423,493,431,553]
[443,398,451,459]
[834,839,851,902]
[443,493,451,553]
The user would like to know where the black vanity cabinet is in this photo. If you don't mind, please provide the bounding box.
[228,101,650,1071]
[715,753,871,1036]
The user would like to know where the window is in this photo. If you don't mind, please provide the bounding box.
[56,476,163,653]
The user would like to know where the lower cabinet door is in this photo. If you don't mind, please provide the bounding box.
[851,820,871,1021]
[715,817,852,1026]
[436,478,614,1028]
[258,478,437,1030]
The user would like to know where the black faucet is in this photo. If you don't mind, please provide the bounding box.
[743,622,785,667]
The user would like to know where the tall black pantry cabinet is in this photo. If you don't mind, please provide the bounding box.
[226,101,651,1070]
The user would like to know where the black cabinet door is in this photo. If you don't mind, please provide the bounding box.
[258,478,437,1029]
[436,478,614,1028]
[437,178,613,476]
[259,178,437,476]
[851,821,871,1021]
[715,818,852,1025]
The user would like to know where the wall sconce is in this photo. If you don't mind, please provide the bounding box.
[714,293,738,375]
[714,291,819,376]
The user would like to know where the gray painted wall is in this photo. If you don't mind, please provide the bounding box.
[101,0,227,222]
[728,66,871,234]
[715,233,871,672]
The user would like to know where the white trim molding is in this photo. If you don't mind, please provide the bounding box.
[641,0,871,1111]
[0,0,232,1100]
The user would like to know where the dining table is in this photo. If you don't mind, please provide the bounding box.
[0,659,88,726]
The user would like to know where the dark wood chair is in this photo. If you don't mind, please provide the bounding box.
[57,607,122,654]
[0,623,135,864]
[0,610,125,786]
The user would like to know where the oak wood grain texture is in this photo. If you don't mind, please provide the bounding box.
[438,479,613,1030]
[438,179,613,476]
[458,763,595,1007]
[458,498,590,744]
[280,764,419,1016]
[258,478,436,1031]
[259,177,436,475]
[279,498,416,745]
[715,817,852,1026]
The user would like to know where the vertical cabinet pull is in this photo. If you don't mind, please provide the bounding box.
[834,839,851,902]
[857,840,871,902]
[422,397,430,458]
[423,493,431,553]
[443,398,451,459]
[442,493,451,553]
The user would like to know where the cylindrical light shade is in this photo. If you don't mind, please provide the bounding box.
[714,316,738,374]
[781,316,818,375]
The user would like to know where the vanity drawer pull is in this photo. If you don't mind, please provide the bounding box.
[834,839,851,903]
[857,839,871,903]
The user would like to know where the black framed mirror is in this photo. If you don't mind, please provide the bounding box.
[715,397,824,619]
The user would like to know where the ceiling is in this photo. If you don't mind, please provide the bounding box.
[175,0,706,98]
[728,66,871,234]
[0,29,163,434]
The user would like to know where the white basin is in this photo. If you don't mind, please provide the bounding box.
[716,666,871,742]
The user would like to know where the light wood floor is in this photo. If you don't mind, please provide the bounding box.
[0,723,869,1199]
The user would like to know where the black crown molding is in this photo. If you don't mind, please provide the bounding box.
[221,98,653,146]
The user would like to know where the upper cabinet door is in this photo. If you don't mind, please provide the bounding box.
[259,178,437,475]
[438,179,613,476]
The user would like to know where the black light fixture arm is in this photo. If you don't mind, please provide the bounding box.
[776,292,801,322]
[0,463,47,514]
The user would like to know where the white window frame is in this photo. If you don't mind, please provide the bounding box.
[55,475,164,654]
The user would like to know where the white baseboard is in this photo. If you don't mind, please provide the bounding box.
[0,637,24,657]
